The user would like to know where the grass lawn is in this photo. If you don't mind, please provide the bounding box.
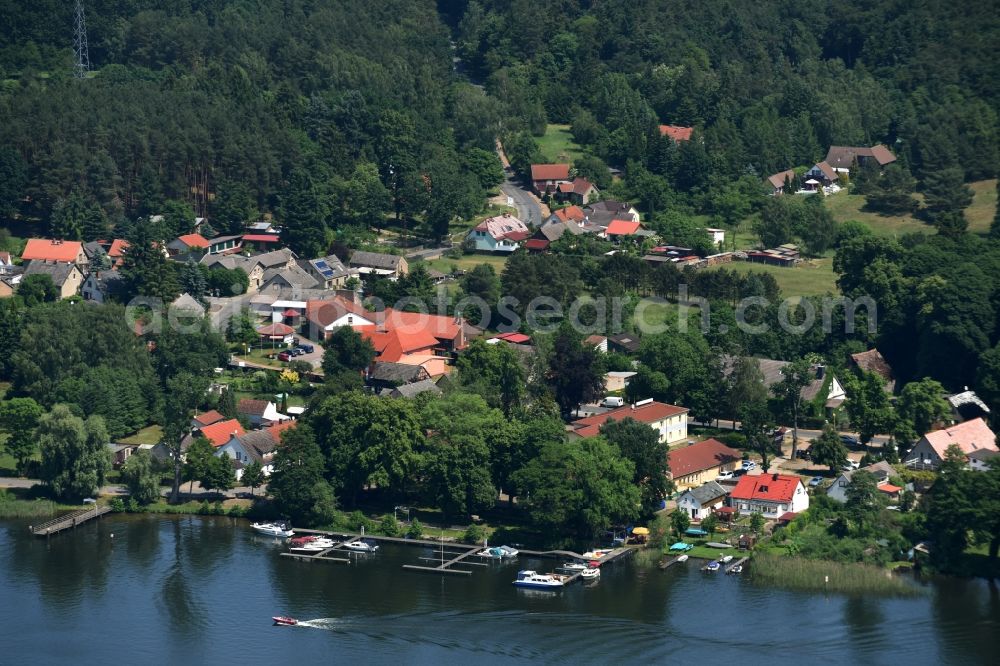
[0,450,15,474]
[823,179,996,237]
[536,124,584,164]
[424,253,509,275]
[119,425,163,446]
[705,257,840,298]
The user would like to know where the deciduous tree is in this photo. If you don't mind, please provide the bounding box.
[0,397,44,475]
[121,448,160,504]
[37,405,111,501]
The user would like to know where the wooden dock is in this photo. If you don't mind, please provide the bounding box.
[30,505,112,537]
[724,557,748,574]
[657,555,688,570]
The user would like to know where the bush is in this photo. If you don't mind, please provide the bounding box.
[109,497,126,513]
[717,433,746,449]
[379,514,402,537]
[463,524,486,545]
[228,504,247,517]
[348,510,376,534]
[198,500,212,515]
[406,519,424,540]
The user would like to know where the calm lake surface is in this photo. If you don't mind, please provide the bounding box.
[2,514,999,665]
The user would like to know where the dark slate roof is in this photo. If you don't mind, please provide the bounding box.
[23,260,79,287]
[683,481,730,506]
[608,333,641,353]
[349,251,403,270]
[370,362,427,385]
[391,378,442,398]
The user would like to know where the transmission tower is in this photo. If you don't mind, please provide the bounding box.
[73,0,90,79]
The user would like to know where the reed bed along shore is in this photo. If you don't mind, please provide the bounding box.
[749,552,921,596]
[0,490,58,519]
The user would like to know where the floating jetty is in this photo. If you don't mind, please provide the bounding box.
[30,505,112,537]
[725,557,748,574]
[284,528,636,580]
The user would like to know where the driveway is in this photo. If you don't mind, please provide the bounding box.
[500,177,543,227]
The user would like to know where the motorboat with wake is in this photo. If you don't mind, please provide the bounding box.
[513,570,570,590]
[252,522,294,538]
[272,616,298,626]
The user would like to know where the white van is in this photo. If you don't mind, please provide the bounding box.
[602,396,625,408]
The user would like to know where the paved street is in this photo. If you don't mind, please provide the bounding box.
[500,177,543,227]
[0,476,263,501]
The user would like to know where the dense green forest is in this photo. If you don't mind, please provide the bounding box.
[0,0,498,245]
[449,0,997,206]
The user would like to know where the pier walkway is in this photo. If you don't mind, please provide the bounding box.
[30,505,112,537]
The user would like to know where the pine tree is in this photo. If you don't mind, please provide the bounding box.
[90,247,111,272]
[179,262,207,299]
[218,388,237,419]
[278,169,327,258]
[923,166,973,226]
[990,181,1000,239]
[81,204,110,242]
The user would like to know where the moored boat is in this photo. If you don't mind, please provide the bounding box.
[512,570,568,590]
[272,616,298,626]
[559,562,587,572]
[579,567,600,580]
[498,545,519,558]
[728,564,743,575]
[721,555,734,563]
[676,554,689,563]
[252,522,295,538]
[344,538,379,553]
[704,560,721,572]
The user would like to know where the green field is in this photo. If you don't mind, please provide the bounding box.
[706,257,839,298]
[824,179,997,237]
[536,124,584,164]
[424,253,510,275]
[118,425,163,446]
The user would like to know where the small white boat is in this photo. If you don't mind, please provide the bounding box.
[720,555,734,563]
[581,549,611,560]
[252,522,294,538]
[288,539,335,554]
[676,554,689,563]
[729,564,743,575]
[579,567,600,580]
[344,538,379,553]
[498,545,519,558]
[559,562,588,572]
[513,570,568,590]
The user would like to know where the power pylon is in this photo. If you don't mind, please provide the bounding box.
[73,0,90,79]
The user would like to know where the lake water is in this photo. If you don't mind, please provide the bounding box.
[2,514,998,665]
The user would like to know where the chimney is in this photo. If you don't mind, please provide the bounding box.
[816,365,825,379]
[772,473,779,481]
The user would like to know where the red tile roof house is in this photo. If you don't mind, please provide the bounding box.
[166,233,211,258]
[730,473,810,519]
[191,419,246,448]
[21,239,87,266]
[604,219,644,242]
[191,410,226,429]
[570,399,689,445]
[556,177,599,205]
[659,124,694,142]
[904,417,998,470]
[530,163,571,195]
[667,438,742,491]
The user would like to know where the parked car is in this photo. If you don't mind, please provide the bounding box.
[808,476,824,488]
[299,343,315,354]
[795,449,811,460]
[840,434,861,449]
[716,471,736,481]
[841,459,860,471]
[602,396,625,408]
[277,351,292,362]
[741,460,756,471]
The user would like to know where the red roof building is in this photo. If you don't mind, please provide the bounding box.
[192,410,226,428]
[257,322,295,339]
[659,125,694,142]
[242,234,281,243]
[570,400,689,444]
[667,438,742,490]
[108,239,129,258]
[730,473,809,517]
[605,219,642,237]
[530,163,571,194]
[21,239,85,264]
[198,419,246,447]
[175,233,210,249]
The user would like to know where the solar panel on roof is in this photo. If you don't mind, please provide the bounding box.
[314,260,328,269]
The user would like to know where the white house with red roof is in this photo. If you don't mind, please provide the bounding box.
[167,233,210,258]
[466,213,531,253]
[904,417,998,470]
[730,473,809,518]
[570,399,689,444]
[530,163,571,194]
